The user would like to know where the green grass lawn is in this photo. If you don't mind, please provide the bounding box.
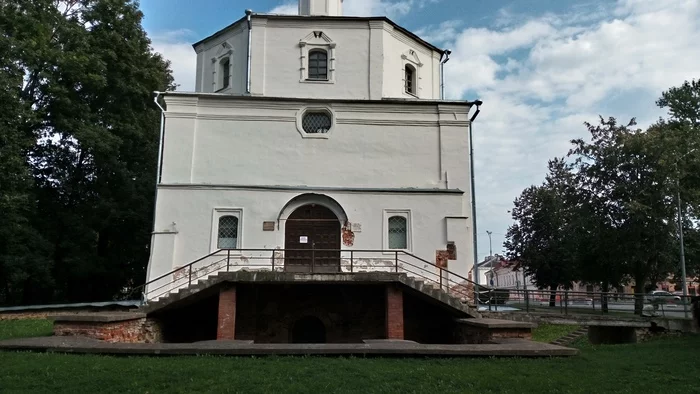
[0,319,698,393]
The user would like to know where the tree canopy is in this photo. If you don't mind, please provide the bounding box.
[505,79,700,314]
[0,0,173,305]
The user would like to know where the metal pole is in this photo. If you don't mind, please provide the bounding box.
[395,251,399,273]
[350,250,353,273]
[677,180,690,319]
[270,250,274,272]
[227,249,231,272]
[486,230,493,256]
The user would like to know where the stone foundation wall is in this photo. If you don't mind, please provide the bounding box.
[454,326,532,344]
[54,318,162,343]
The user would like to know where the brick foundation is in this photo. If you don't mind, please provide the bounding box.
[217,286,237,340]
[53,318,162,343]
[386,285,404,340]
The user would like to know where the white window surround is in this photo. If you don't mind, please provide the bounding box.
[401,49,423,98]
[211,42,234,92]
[382,209,412,253]
[210,208,243,254]
[295,106,336,139]
[299,31,336,83]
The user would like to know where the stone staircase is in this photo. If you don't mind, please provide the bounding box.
[139,270,480,318]
[550,327,588,346]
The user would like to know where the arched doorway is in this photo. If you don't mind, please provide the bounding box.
[284,204,341,273]
[291,316,327,343]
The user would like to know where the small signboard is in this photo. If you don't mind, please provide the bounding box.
[262,221,275,231]
[299,236,309,244]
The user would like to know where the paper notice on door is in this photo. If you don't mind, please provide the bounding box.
[299,236,308,244]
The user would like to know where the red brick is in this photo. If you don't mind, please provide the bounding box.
[217,286,237,340]
[386,285,404,340]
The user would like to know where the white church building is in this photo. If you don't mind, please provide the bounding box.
[145,0,481,297]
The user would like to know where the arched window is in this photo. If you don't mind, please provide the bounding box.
[405,64,416,95]
[217,215,238,249]
[220,58,230,89]
[388,216,407,249]
[308,49,328,80]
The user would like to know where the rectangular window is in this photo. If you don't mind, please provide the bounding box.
[211,208,242,252]
[221,59,230,89]
[383,210,411,251]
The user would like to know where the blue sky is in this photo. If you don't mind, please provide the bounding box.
[142,0,700,262]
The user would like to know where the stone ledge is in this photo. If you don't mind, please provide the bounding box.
[50,312,147,323]
[456,318,536,329]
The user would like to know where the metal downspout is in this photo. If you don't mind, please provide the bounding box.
[146,91,166,304]
[469,101,482,301]
[440,49,451,99]
[245,9,253,94]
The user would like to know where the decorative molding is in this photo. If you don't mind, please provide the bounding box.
[158,183,465,195]
[389,30,433,58]
[337,118,439,127]
[196,114,296,122]
[296,106,336,139]
[268,20,368,29]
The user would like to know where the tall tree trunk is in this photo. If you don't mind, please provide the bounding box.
[549,284,557,307]
[634,274,646,315]
[601,282,609,314]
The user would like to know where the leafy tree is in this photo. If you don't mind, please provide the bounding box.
[569,117,677,314]
[505,159,578,306]
[0,0,173,305]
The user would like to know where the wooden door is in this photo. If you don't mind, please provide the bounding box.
[284,204,341,273]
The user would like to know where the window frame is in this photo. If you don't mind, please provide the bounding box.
[404,64,416,95]
[210,208,243,253]
[295,106,336,139]
[220,58,231,90]
[299,31,336,84]
[211,42,233,93]
[401,49,423,98]
[307,49,329,81]
[383,209,412,253]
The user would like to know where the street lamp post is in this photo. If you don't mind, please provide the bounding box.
[676,178,690,319]
[486,231,493,257]
[675,147,695,320]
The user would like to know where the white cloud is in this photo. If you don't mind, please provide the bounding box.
[269,2,298,14]
[150,30,197,91]
[437,0,700,260]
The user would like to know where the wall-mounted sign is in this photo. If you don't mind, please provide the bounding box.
[299,236,308,244]
[262,221,275,231]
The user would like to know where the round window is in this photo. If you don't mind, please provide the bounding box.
[302,112,332,134]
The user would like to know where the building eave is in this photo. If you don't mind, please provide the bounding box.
[158,91,477,107]
[192,14,445,55]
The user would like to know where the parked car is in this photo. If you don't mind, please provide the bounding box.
[646,290,681,304]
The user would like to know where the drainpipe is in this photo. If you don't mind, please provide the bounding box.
[468,100,482,300]
[245,9,253,94]
[145,91,166,303]
[440,49,451,100]
[153,92,166,188]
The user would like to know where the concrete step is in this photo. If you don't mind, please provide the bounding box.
[550,327,588,346]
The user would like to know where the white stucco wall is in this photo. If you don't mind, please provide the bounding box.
[195,26,248,94]
[381,25,441,100]
[193,16,443,100]
[146,94,476,296]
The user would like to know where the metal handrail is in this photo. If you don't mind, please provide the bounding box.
[131,248,483,302]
